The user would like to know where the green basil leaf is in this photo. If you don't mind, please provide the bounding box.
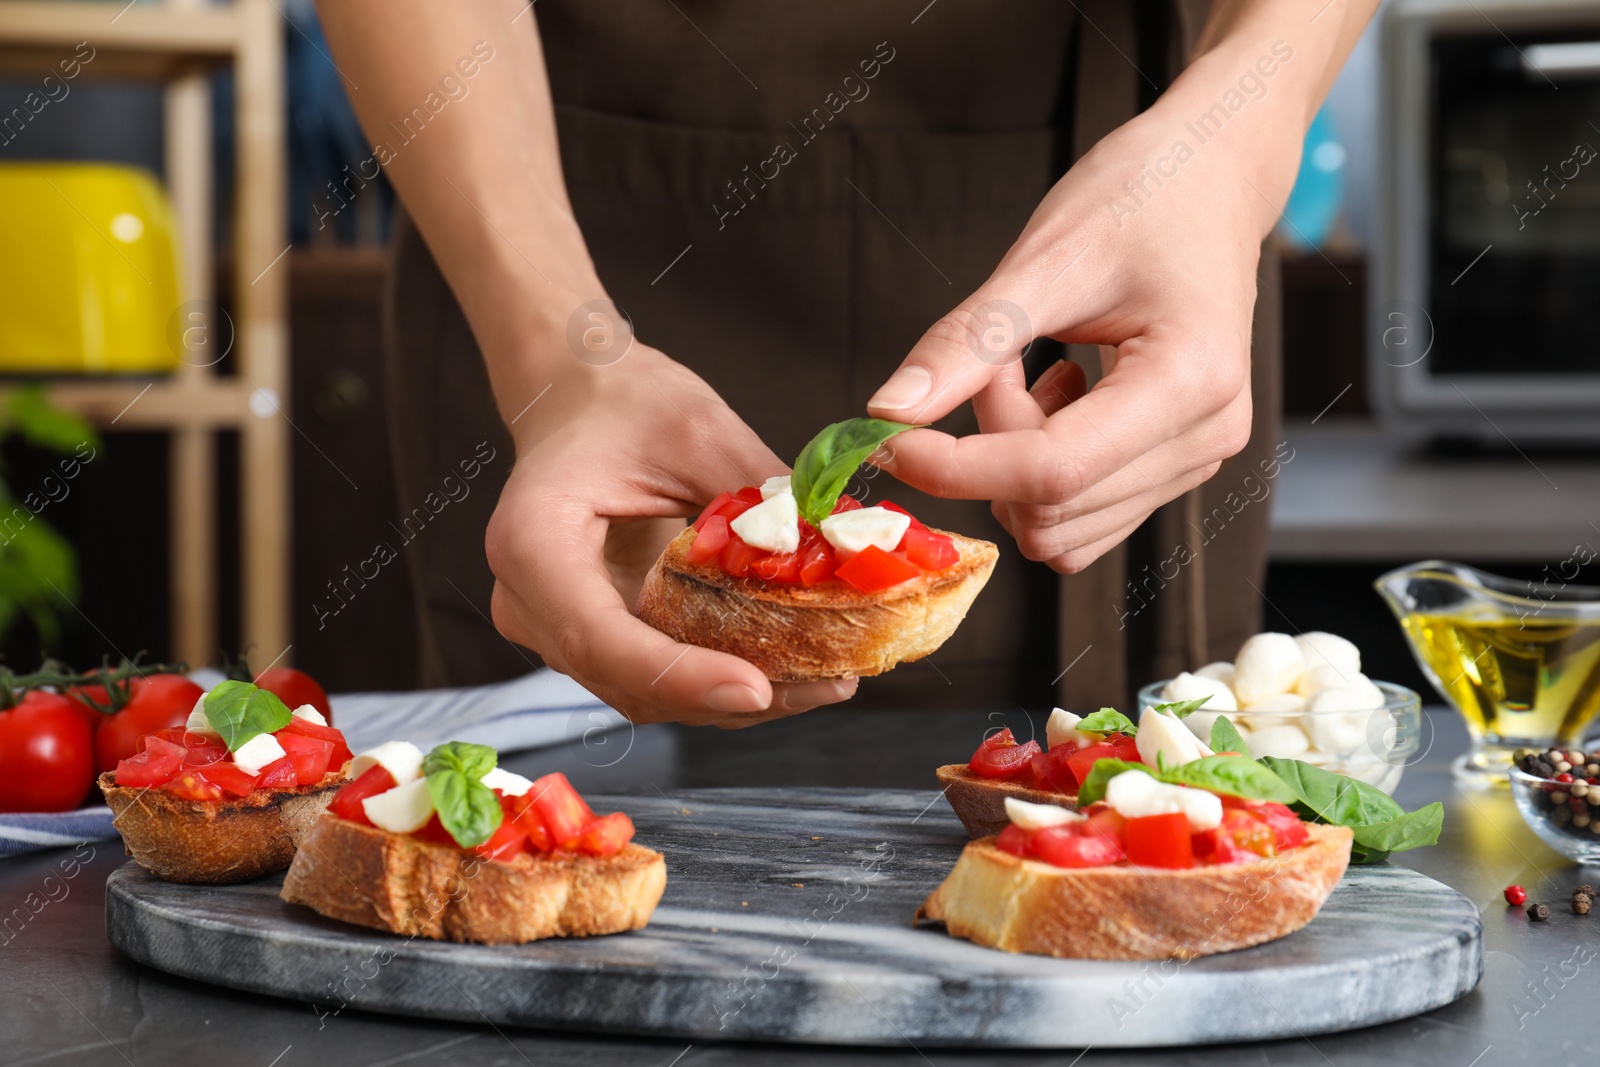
[1074,759,1152,807]
[1150,697,1211,721]
[203,680,292,752]
[1349,803,1443,856]
[790,418,918,525]
[1259,756,1406,827]
[1160,755,1298,803]
[425,769,503,849]
[1209,715,1250,758]
[423,741,498,781]
[1076,708,1137,736]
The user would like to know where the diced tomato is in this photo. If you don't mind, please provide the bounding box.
[692,491,734,532]
[799,541,836,586]
[114,747,184,788]
[718,537,769,579]
[901,526,958,570]
[715,497,754,524]
[573,811,635,857]
[1030,747,1079,793]
[734,486,763,505]
[996,824,1031,856]
[503,792,555,852]
[1107,734,1141,763]
[472,819,527,862]
[831,495,864,513]
[1221,808,1276,858]
[1252,801,1309,850]
[181,733,229,766]
[1124,813,1195,869]
[878,501,926,530]
[280,717,353,769]
[530,772,595,848]
[140,734,187,761]
[1084,806,1126,845]
[1191,826,1253,865]
[835,545,921,593]
[256,757,298,789]
[752,550,803,583]
[195,761,258,797]
[687,515,730,565]
[1031,824,1127,867]
[276,731,335,785]
[330,764,396,825]
[166,770,224,801]
[413,813,458,846]
[1065,742,1123,788]
[968,728,1042,779]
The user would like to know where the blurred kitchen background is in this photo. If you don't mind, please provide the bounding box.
[0,0,1596,698]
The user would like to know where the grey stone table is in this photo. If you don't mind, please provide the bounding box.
[3,706,1593,1065]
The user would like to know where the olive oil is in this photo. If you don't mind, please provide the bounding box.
[1401,612,1600,745]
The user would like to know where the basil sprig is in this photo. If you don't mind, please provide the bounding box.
[1209,715,1251,757]
[1150,697,1211,720]
[422,741,503,849]
[790,418,918,525]
[1260,757,1443,863]
[202,680,292,752]
[1075,708,1137,735]
[1075,754,1296,807]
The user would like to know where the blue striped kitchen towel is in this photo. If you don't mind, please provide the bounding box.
[0,668,623,858]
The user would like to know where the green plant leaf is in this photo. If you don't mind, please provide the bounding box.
[8,385,99,455]
[1160,754,1298,803]
[203,680,293,751]
[1074,758,1152,806]
[1259,756,1439,863]
[423,742,502,848]
[1210,715,1250,757]
[1149,697,1211,720]
[1349,803,1444,859]
[1076,708,1137,736]
[790,418,917,525]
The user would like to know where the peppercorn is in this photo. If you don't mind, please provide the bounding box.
[1505,885,1528,905]
[1576,884,1595,897]
[1529,903,1551,921]
[1575,896,1592,916]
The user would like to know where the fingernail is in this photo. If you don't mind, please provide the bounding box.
[705,683,765,714]
[869,366,933,411]
[781,678,857,710]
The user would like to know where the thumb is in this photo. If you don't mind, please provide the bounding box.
[867,295,1035,424]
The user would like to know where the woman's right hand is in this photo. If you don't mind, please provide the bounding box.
[485,345,859,727]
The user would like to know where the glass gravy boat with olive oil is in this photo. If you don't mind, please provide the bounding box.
[1377,561,1600,789]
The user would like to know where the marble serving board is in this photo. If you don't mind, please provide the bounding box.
[105,787,1481,1048]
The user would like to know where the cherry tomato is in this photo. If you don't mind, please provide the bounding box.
[94,674,204,774]
[834,545,920,593]
[330,764,396,825]
[687,515,730,565]
[255,667,332,722]
[0,691,96,812]
[573,811,635,857]
[530,772,595,848]
[1124,813,1196,869]
[1030,824,1126,867]
[968,728,1042,779]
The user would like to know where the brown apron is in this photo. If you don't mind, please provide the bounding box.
[383,0,1281,709]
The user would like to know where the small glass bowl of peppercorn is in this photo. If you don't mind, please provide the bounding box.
[1509,745,1600,864]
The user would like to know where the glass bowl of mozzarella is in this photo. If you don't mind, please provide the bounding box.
[1137,631,1423,795]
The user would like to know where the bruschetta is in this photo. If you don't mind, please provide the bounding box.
[636,419,997,682]
[280,741,666,944]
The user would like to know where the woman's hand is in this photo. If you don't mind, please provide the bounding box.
[866,11,1362,573]
[485,347,858,726]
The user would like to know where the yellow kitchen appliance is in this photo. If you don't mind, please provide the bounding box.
[0,162,183,373]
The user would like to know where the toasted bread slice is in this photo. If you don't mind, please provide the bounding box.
[936,764,1077,839]
[916,824,1353,960]
[99,769,347,885]
[280,814,667,944]
[636,526,998,682]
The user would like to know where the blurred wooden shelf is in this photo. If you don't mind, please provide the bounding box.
[0,0,288,666]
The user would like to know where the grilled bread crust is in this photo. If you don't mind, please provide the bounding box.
[279,814,668,944]
[915,823,1354,960]
[936,764,1078,839]
[99,769,347,885]
[636,526,998,682]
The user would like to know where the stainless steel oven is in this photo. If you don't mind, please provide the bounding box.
[1374,0,1600,440]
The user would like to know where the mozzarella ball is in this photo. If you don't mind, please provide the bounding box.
[1294,631,1361,678]
[1307,710,1375,754]
[1160,671,1238,712]
[1295,663,1354,697]
[1185,711,1249,746]
[1307,678,1386,713]
[1232,633,1305,705]
[1247,723,1311,759]
[1193,661,1237,688]
[1243,692,1308,713]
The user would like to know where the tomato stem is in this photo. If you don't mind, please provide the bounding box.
[0,655,192,712]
